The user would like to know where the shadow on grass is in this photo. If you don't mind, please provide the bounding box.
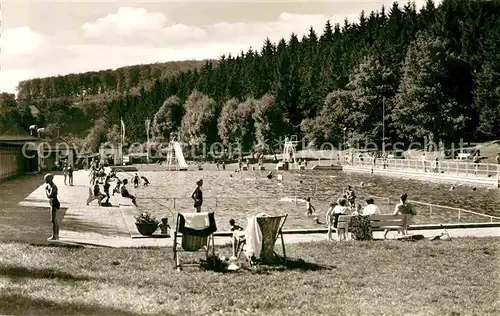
[200,255,335,273]
[0,264,90,281]
[0,294,143,316]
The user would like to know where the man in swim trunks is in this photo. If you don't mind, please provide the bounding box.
[67,164,74,186]
[133,173,140,187]
[345,185,356,207]
[191,179,203,212]
[45,173,60,241]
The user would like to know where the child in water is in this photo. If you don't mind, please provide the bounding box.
[305,197,316,216]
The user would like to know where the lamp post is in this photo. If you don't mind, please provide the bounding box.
[382,97,386,156]
[145,118,151,164]
[343,127,347,151]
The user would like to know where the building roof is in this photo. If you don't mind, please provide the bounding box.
[0,135,39,142]
[0,123,39,142]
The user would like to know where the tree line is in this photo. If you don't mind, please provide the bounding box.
[2,0,499,155]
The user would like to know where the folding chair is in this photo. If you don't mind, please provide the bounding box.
[236,214,288,265]
[173,212,217,271]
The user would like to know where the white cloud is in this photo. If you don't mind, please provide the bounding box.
[0,6,394,95]
[82,7,168,38]
[1,27,47,56]
[0,69,37,95]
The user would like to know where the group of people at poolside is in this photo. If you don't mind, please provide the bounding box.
[43,164,155,240]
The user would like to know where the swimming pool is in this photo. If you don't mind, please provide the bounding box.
[123,169,500,231]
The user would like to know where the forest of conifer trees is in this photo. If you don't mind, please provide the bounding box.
[1,0,499,154]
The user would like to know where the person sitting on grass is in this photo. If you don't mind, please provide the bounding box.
[87,183,106,206]
[383,193,416,239]
[230,219,245,260]
[121,179,138,207]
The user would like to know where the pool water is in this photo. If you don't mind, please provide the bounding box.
[122,169,500,231]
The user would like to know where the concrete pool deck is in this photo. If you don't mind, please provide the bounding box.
[16,170,500,248]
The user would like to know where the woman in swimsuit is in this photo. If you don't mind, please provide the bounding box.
[191,179,203,212]
[45,173,60,241]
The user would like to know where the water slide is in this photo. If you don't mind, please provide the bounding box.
[173,142,189,171]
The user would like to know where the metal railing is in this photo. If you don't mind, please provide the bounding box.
[407,200,500,223]
[342,157,500,180]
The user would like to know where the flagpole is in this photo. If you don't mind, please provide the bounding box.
[120,117,123,165]
[145,117,150,164]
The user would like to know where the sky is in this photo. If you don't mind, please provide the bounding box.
[0,0,437,95]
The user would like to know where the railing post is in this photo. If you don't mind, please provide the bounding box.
[173,198,176,209]
[458,209,461,221]
[215,197,218,207]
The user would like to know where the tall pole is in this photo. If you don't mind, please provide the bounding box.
[382,97,385,156]
[145,118,150,163]
[120,118,122,165]
[343,127,346,152]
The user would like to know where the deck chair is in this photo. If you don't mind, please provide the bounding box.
[236,214,288,265]
[173,212,217,271]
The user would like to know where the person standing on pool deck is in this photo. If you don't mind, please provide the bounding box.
[191,179,203,212]
[67,164,74,186]
[103,176,111,205]
[62,163,68,185]
[45,174,60,241]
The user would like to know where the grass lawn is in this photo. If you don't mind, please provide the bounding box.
[1,238,499,316]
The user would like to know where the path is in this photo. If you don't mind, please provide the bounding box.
[14,170,500,248]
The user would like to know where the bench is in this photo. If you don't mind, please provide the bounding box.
[328,214,408,241]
